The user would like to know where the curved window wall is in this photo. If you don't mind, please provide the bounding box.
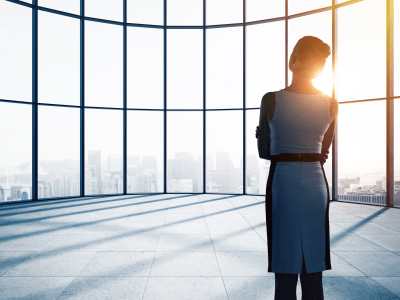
[0,0,398,209]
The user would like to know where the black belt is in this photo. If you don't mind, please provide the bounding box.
[271,153,322,162]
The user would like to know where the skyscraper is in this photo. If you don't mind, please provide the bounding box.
[88,150,101,194]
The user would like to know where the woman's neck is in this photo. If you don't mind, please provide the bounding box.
[286,72,318,94]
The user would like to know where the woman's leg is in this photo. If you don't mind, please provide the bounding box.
[299,256,324,300]
[274,273,298,300]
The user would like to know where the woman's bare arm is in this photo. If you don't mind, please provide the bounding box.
[321,98,339,154]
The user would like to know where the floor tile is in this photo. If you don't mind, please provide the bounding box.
[334,222,400,235]
[223,277,275,300]
[0,277,74,300]
[211,234,268,252]
[164,213,206,224]
[4,251,96,277]
[370,277,400,298]
[323,276,400,300]
[103,234,161,251]
[0,252,33,276]
[205,212,248,223]
[330,231,390,252]
[57,277,148,300]
[114,222,164,235]
[161,221,210,234]
[239,214,266,223]
[215,252,272,277]
[143,277,228,300]
[41,234,113,252]
[150,252,221,276]
[378,222,400,233]
[0,233,62,251]
[323,252,366,277]
[167,204,204,214]
[354,213,400,223]
[357,234,400,251]
[334,251,400,276]
[206,222,257,235]
[77,252,154,276]
[157,234,213,251]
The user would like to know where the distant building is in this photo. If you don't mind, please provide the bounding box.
[88,150,101,194]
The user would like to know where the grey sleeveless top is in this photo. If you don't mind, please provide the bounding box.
[269,89,331,155]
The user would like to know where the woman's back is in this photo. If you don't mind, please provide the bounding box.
[269,89,331,155]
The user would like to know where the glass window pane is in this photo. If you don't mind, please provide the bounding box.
[167,112,203,193]
[128,0,164,25]
[40,0,80,15]
[0,102,32,202]
[338,101,386,205]
[289,0,331,15]
[206,0,242,25]
[85,109,123,195]
[288,11,332,97]
[85,0,123,22]
[39,11,80,106]
[246,109,270,195]
[167,29,203,109]
[337,0,386,102]
[246,21,285,108]
[128,111,164,193]
[395,0,399,97]
[127,27,164,109]
[207,27,243,109]
[207,111,243,194]
[395,99,400,207]
[39,106,80,199]
[85,21,123,108]
[167,0,203,26]
[0,1,31,102]
[246,0,285,22]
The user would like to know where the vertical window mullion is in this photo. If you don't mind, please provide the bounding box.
[386,0,394,207]
[332,0,338,202]
[123,0,127,194]
[32,0,38,201]
[80,0,85,197]
[243,0,246,194]
[163,0,167,193]
[203,0,206,194]
[285,0,288,88]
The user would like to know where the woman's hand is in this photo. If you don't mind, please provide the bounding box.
[255,126,260,138]
[321,149,329,164]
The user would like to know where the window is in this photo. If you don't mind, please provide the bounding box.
[337,101,386,205]
[167,0,203,26]
[128,111,164,193]
[128,0,164,25]
[127,27,164,109]
[337,0,386,102]
[246,21,285,108]
[0,102,32,202]
[207,110,243,194]
[0,1,31,102]
[39,11,80,106]
[206,27,243,109]
[167,29,203,109]
[38,106,80,199]
[167,112,203,193]
[85,109,123,195]
[85,21,123,108]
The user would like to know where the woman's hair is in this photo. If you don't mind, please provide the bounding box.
[289,36,331,72]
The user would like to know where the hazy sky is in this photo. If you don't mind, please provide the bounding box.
[0,0,399,176]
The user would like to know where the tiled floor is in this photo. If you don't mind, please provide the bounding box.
[1,194,400,300]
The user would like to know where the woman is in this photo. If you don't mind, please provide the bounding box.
[258,36,339,299]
